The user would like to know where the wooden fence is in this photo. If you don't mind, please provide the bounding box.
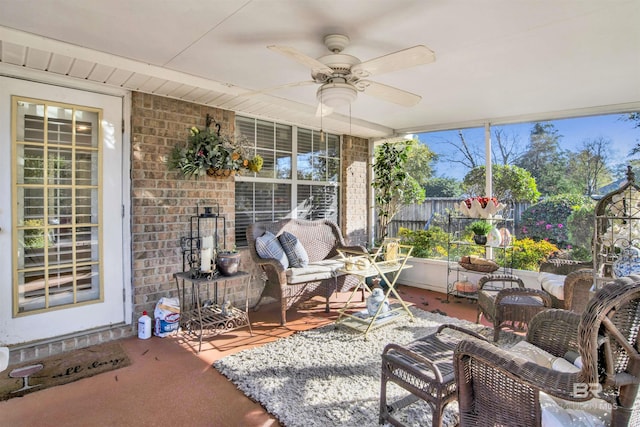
[387,198,531,237]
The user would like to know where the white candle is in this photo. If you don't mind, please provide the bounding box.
[202,235,214,249]
[200,248,212,272]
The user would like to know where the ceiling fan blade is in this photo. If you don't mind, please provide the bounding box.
[239,80,316,97]
[315,102,334,117]
[267,45,334,75]
[359,80,422,107]
[351,45,435,78]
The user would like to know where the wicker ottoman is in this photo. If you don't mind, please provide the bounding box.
[379,324,487,427]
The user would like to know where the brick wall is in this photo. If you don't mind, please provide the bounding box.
[130,92,264,318]
[341,136,369,247]
[10,92,368,365]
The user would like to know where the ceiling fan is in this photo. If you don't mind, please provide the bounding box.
[266,34,435,116]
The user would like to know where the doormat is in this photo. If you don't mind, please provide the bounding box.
[0,340,130,401]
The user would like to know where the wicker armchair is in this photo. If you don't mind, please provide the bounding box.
[476,274,552,341]
[539,259,594,312]
[454,275,640,426]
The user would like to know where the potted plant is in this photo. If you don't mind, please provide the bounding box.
[469,220,492,245]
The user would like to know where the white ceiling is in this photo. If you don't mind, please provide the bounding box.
[0,0,638,139]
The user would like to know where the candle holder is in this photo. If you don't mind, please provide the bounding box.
[180,201,226,279]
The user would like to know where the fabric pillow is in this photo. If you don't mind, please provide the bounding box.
[278,231,309,268]
[255,231,289,269]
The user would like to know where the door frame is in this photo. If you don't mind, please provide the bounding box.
[0,69,132,345]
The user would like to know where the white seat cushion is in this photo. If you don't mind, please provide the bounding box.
[539,272,566,300]
[509,341,611,426]
[285,259,345,285]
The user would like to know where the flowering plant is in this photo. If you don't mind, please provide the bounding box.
[463,196,500,209]
[457,196,505,218]
[169,126,263,179]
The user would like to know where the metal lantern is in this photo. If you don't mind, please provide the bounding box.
[180,201,226,278]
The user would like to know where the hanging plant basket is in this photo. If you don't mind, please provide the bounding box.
[168,125,263,179]
[207,168,235,178]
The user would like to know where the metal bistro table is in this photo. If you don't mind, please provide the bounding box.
[173,271,252,352]
[334,244,414,337]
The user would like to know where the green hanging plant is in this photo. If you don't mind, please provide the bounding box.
[169,126,263,179]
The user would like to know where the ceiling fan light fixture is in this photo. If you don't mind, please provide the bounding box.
[316,82,357,108]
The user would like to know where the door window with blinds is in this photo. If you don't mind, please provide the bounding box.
[235,116,341,246]
[12,97,102,315]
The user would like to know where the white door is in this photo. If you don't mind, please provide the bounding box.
[0,76,128,345]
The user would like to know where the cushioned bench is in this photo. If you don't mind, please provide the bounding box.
[247,218,364,325]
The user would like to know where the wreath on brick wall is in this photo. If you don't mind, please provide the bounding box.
[169,126,263,179]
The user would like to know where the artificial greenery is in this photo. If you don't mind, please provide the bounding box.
[468,220,492,236]
[169,126,263,179]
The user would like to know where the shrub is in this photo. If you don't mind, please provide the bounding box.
[398,226,449,259]
[566,203,595,261]
[519,194,591,248]
[495,237,559,271]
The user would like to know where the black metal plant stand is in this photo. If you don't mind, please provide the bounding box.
[180,201,226,279]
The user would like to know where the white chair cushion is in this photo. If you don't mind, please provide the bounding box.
[285,259,345,285]
[539,272,566,300]
[509,341,611,426]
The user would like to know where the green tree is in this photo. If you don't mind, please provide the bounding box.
[516,123,573,196]
[461,164,540,203]
[372,140,426,241]
[404,143,438,186]
[567,137,612,195]
[424,177,462,197]
[626,112,640,157]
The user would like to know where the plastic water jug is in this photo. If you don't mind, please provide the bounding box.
[138,311,152,339]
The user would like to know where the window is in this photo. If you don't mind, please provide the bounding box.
[235,116,341,246]
[12,97,102,314]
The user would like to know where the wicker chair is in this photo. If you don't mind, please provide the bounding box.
[539,259,594,312]
[476,274,552,341]
[454,275,640,426]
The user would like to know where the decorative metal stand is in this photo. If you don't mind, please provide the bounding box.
[594,165,640,285]
[180,201,226,279]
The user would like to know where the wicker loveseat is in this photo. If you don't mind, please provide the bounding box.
[454,275,640,426]
[247,218,364,325]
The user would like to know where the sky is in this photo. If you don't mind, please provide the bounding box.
[417,113,638,181]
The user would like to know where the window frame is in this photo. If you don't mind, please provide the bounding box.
[234,115,342,247]
[11,96,104,316]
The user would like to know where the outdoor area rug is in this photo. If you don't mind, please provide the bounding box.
[214,307,522,427]
[0,340,130,401]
